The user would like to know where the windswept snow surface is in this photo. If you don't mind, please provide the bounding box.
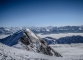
[0,43,57,60]
[37,33,83,39]
[0,43,83,60]
[0,35,9,39]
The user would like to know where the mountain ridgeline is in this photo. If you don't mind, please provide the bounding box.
[0,26,83,35]
[0,29,62,57]
[43,35,83,44]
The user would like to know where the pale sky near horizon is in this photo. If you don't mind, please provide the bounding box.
[0,0,83,27]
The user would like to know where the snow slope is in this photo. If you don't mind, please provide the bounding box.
[0,43,57,60]
[0,43,83,60]
[0,31,24,46]
[26,29,38,39]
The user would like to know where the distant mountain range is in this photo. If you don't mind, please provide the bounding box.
[0,26,83,35]
[29,26,83,34]
[43,35,83,44]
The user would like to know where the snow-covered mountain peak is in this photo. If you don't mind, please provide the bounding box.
[0,29,62,57]
[25,29,38,39]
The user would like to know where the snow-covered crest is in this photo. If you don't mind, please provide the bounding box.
[25,29,38,39]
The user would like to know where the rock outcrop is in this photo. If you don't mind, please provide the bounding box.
[20,29,62,57]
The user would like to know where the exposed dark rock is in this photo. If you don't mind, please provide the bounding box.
[20,29,62,57]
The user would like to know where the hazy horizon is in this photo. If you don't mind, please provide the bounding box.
[0,25,83,28]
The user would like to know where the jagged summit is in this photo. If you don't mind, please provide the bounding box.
[0,28,62,57]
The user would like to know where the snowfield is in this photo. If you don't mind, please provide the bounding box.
[0,43,83,60]
[0,35,9,39]
[37,33,83,39]
[0,43,58,60]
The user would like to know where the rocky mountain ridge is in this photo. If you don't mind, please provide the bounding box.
[0,29,62,57]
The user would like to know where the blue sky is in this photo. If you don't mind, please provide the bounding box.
[0,0,83,27]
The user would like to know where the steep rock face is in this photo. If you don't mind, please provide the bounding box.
[19,29,62,57]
